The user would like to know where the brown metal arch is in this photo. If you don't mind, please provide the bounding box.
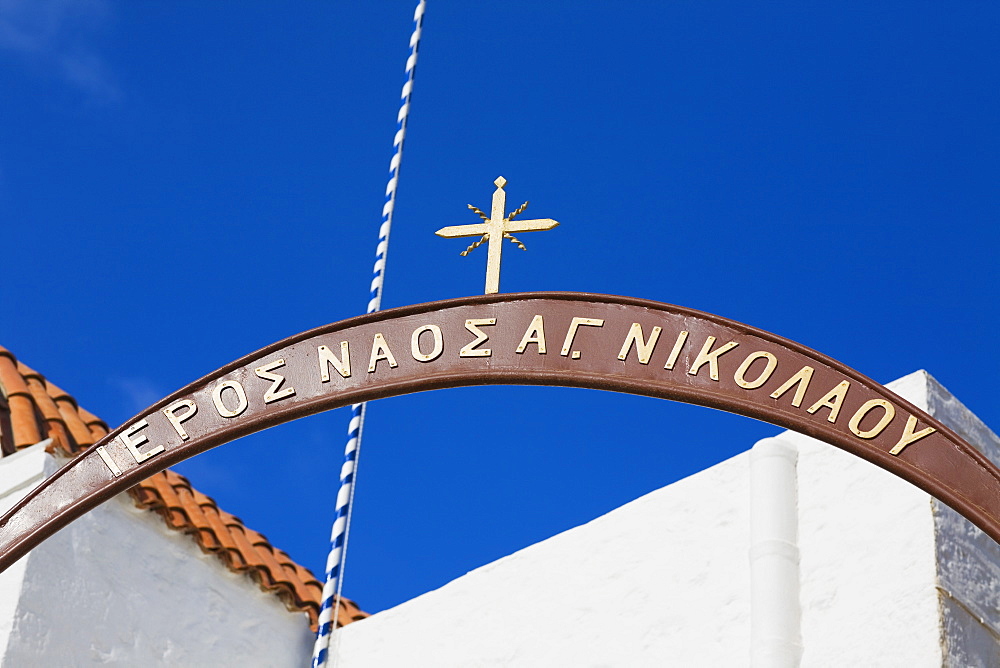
[1,292,997,573]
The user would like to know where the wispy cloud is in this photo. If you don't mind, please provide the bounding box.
[0,0,120,103]
[110,376,165,415]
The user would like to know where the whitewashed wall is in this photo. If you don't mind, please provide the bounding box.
[790,372,943,667]
[0,444,314,667]
[338,371,1000,667]
[345,449,754,667]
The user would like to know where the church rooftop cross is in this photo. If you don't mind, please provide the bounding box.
[435,176,559,294]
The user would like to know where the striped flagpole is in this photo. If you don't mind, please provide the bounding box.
[312,2,426,667]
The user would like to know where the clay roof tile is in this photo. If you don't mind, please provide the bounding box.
[242,529,295,590]
[219,511,271,573]
[45,380,93,445]
[77,407,109,441]
[43,380,74,404]
[0,354,42,449]
[0,353,29,398]
[193,491,246,570]
[156,473,221,552]
[23,375,74,455]
[7,393,42,450]
[53,396,96,448]
[137,471,191,531]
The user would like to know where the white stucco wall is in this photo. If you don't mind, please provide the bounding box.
[341,448,754,667]
[0,443,46,663]
[789,372,943,667]
[0,444,314,667]
[338,371,1000,667]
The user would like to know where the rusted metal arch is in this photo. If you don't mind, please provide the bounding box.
[1,292,997,574]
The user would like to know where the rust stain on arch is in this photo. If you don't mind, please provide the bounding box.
[1,292,998,573]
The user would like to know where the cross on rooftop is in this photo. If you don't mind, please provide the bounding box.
[435,177,560,294]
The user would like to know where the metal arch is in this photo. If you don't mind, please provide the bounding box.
[1,292,997,573]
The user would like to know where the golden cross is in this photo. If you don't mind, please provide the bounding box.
[435,176,559,294]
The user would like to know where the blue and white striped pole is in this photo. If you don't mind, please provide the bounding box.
[312,2,426,666]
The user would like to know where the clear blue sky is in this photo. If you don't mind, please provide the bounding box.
[1,2,997,614]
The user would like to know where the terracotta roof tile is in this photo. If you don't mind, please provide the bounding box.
[53,396,95,448]
[163,474,223,551]
[23,374,74,455]
[0,345,367,631]
[0,352,42,449]
[139,469,192,531]
[77,407,109,442]
[221,509,269,573]
[242,527,297,588]
[47,381,97,449]
[194,490,247,569]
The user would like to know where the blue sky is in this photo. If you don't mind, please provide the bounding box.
[1,2,997,614]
